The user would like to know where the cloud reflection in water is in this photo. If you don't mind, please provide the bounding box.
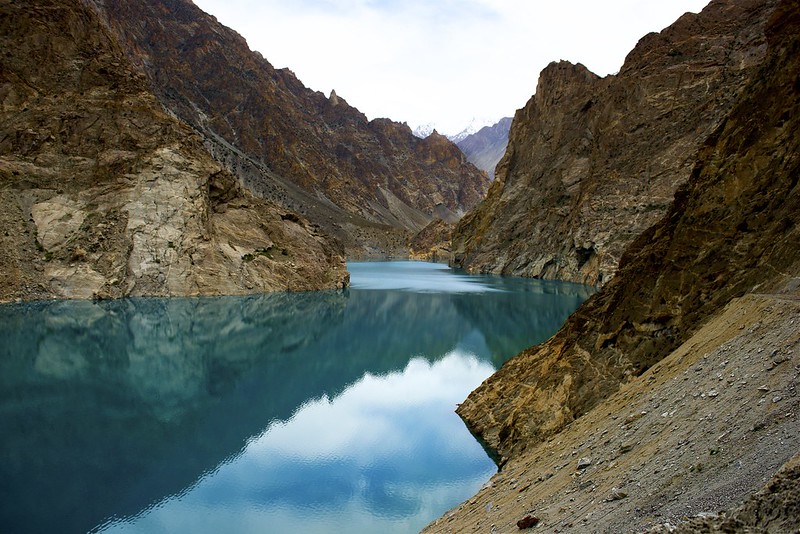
[104,352,495,534]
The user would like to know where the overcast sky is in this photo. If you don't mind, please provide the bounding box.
[192,0,711,135]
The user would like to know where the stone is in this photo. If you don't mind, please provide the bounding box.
[577,457,593,470]
[517,515,540,529]
[608,488,628,501]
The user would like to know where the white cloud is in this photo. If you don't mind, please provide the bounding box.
[193,0,710,134]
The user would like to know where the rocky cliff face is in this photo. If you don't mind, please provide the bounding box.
[452,0,778,285]
[0,0,348,302]
[455,0,798,467]
[456,117,512,178]
[88,0,490,256]
[427,1,799,529]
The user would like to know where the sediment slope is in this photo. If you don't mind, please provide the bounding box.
[428,0,800,530]
[88,0,490,255]
[0,0,348,302]
[452,0,778,285]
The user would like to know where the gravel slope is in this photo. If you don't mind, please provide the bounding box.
[424,292,800,533]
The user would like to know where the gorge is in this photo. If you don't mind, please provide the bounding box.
[428,0,800,531]
[1,0,799,532]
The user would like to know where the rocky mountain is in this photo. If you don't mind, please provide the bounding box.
[452,0,779,285]
[427,0,800,531]
[456,116,512,177]
[87,0,490,256]
[0,0,348,302]
[412,123,437,139]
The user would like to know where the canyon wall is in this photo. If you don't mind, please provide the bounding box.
[88,0,491,255]
[452,0,778,285]
[456,0,798,466]
[0,0,348,302]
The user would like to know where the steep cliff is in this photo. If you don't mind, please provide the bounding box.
[88,0,490,255]
[456,0,798,471]
[456,117,512,178]
[427,1,800,530]
[0,0,348,302]
[452,0,778,285]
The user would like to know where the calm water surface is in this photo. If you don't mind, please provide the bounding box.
[0,261,592,533]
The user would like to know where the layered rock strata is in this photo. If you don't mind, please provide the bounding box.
[88,0,490,256]
[0,0,348,302]
[452,0,779,285]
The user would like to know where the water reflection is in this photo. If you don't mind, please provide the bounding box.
[102,353,495,534]
[0,262,592,533]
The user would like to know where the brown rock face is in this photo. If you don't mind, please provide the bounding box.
[456,0,800,463]
[88,0,490,255]
[0,0,348,302]
[452,0,778,285]
[409,219,454,262]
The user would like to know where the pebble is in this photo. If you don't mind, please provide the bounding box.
[608,488,628,501]
[516,515,540,529]
[577,457,593,470]
[707,390,719,397]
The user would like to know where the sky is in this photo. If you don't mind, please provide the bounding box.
[192,0,711,136]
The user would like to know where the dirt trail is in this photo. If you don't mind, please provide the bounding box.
[424,293,800,533]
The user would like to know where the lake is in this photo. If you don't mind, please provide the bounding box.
[0,261,592,533]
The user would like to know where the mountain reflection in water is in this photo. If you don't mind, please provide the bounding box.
[0,261,592,533]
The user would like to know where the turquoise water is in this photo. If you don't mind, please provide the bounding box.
[0,261,592,533]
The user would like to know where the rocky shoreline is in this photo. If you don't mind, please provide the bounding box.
[425,294,800,532]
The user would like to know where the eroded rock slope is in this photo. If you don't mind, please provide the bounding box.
[427,1,800,530]
[452,0,778,285]
[88,0,490,255]
[456,0,798,465]
[456,117,512,178]
[0,0,348,302]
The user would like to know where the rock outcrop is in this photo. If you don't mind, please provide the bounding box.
[0,0,348,302]
[452,0,778,285]
[455,117,512,178]
[409,219,454,262]
[88,0,491,256]
[427,1,800,530]
[456,0,797,465]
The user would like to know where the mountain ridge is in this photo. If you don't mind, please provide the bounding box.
[451,0,778,286]
[88,0,491,256]
[0,0,348,302]
[427,0,800,530]
[456,117,513,178]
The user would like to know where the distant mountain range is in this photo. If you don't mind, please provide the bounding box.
[454,118,513,178]
[412,117,499,142]
[412,117,513,178]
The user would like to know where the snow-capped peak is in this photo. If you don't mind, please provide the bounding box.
[446,117,498,143]
[412,117,500,141]
[412,123,437,139]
